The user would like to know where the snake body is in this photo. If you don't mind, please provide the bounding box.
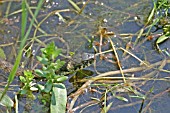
[0,53,94,76]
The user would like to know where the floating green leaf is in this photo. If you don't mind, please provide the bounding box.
[156,35,169,44]
[0,92,14,107]
[50,83,67,113]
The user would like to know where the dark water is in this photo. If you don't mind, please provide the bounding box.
[0,0,170,113]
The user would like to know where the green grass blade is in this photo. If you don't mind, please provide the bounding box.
[68,0,80,13]
[25,0,38,24]
[21,0,28,39]
[20,0,43,48]
[0,0,44,101]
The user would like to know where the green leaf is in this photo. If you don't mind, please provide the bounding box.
[30,87,38,91]
[36,55,43,61]
[115,95,128,102]
[42,66,47,70]
[56,76,68,82]
[24,70,34,81]
[112,91,128,102]
[37,84,45,91]
[44,80,53,93]
[0,92,14,107]
[101,102,113,113]
[20,89,28,95]
[52,49,62,59]
[54,76,60,80]
[54,60,65,70]
[156,35,169,44]
[36,56,49,65]
[41,42,62,60]
[19,76,26,83]
[35,69,45,77]
[0,48,6,60]
[50,83,67,113]
[43,42,55,56]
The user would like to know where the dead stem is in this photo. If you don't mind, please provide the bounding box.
[109,37,126,83]
[99,28,103,58]
[72,92,143,112]
[68,80,93,112]
[72,100,99,112]
[119,47,150,67]
[67,59,170,111]
[95,59,170,78]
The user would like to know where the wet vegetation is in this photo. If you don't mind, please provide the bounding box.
[0,0,170,113]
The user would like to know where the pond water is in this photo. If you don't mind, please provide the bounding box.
[0,0,170,113]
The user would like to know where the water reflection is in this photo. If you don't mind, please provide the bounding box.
[0,0,170,113]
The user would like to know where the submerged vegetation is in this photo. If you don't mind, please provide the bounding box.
[0,0,170,113]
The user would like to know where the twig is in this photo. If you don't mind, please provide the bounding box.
[109,38,126,83]
[68,59,170,111]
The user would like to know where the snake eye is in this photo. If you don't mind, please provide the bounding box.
[87,54,90,57]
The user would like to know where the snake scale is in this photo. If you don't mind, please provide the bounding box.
[0,53,95,76]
